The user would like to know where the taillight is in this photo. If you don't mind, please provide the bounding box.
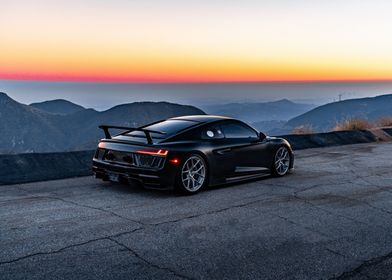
[168,158,181,165]
[95,148,105,159]
[136,149,168,156]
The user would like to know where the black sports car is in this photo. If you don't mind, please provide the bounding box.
[93,115,294,194]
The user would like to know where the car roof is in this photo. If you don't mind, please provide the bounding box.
[169,115,234,123]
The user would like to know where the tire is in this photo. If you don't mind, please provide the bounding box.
[176,154,208,194]
[271,146,291,177]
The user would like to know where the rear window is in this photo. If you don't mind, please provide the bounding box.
[124,119,197,142]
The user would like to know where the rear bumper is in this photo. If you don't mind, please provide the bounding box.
[92,159,177,189]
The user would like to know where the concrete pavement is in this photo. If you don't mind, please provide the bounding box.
[1,142,392,279]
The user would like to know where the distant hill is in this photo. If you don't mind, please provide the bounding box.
[0,93,65,153]
[285,94,392,132]
[30,99,86,115]
[203,99,315,123]
[251,120,286,134]
[0,92,205,153]
[59,102,206,151]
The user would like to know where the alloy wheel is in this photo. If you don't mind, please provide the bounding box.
[274,146,290,176]
[181,155,206,192]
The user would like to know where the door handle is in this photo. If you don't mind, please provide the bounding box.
[217,148,231,155]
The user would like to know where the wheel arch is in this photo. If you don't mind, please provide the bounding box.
[270,143,294,176]
[187,150,211,184]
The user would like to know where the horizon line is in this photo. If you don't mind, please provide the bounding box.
[2,77,392,85]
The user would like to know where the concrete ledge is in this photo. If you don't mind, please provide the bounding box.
[383,128,392,137]
[0,150,94,185]
[279,130,380,150]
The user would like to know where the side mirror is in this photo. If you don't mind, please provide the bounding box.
[259,132,267,141]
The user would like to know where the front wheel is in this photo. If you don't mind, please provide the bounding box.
[176,154,208,194]
[271,146,291,177]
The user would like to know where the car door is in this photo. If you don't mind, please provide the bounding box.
[219,121,269,175]
[201,124,237,179]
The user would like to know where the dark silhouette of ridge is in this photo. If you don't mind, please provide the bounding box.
[0,93,205,153]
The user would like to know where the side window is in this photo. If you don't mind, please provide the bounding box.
[201,125,224,139]
[220,122,258,139]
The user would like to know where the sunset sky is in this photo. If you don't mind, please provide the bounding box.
[1,0,392,83]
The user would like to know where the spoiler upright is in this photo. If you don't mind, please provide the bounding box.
[98,125,165,145]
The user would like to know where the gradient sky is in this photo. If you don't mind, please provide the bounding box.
[1,0,392,82]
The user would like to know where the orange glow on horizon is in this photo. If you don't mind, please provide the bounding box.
[1,1,392,83]
[2,72,392,84]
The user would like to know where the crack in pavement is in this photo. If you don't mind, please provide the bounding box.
[292,181,350,196]
[0,194,297,266]
[45,196,147,226]
[330,250,392,280]
[272,213,332,239]
[301,191,392,216]
[0,195,52,204]
[357,176,392,196]
[1,190,290,230]
[149,195,279,226]
[3,193,283,228]
[290,174,392,218]
[0,227,143,266]
[0,194,147,225]
[291,193,386,229]
[265,210,365,263]
[0,195,281,268]
[325,248,353,260]
[108,238,194,280]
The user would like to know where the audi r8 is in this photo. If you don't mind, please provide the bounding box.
[93,115,294,194]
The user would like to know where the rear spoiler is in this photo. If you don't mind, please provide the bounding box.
[98,125,165,144]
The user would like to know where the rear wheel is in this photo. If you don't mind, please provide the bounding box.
[271,146,291,176]
[176,154,208,194]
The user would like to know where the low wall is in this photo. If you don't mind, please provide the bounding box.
[383,128,392,137]
[0,150,95,185]
[0,129,390,185]
[280,130,379,150]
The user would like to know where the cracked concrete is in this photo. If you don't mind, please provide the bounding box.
[108,237,194,280]
[1,142,392,279]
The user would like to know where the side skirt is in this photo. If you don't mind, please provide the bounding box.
[225,171,270,184]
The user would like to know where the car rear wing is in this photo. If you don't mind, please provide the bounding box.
[98,125,165,144]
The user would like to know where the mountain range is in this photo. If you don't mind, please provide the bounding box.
[284,94,392,132]
[1,92,391,153]
[30,99,86,115]
[0,92,204,153]
[203,99,316,123]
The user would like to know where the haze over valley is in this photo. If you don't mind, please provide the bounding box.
[2,80,392,110]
